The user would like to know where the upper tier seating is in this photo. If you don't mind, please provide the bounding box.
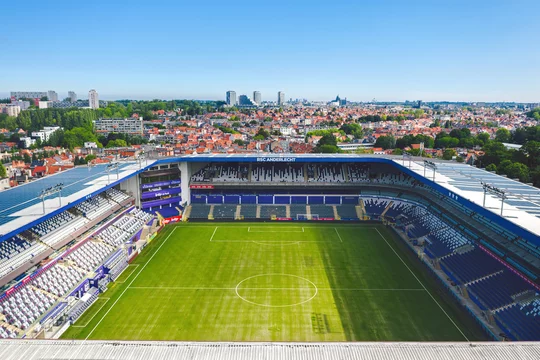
[106,188,131,203]
[76,196,115,220]
[307,164,345,183]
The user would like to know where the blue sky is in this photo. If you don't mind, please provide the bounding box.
[1,0,539,102]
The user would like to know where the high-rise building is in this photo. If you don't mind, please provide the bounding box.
[68,91,77,102]
[47,90,58,102]
[88,89,99,109]
[226,91,237,106]
[278,91,285,106]
[253,91,261,105]
[238,95,256,106]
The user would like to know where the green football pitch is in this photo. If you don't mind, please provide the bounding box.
[61,223,489,342]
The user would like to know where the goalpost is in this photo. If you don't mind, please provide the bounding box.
[297,214,319,220]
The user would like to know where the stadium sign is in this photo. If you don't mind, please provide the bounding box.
[162,216,181,224]
[256,157,296,162]
[190,184,214,189]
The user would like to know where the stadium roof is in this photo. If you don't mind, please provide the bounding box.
[0,160,155,243]
[405,161,540,238]
[0,340,539,360]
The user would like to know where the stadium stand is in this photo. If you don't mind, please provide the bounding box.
[212,205,237,219]
[76,196,115,220]
[189,204,211,219]
[2,157,540,342]
[259,205,286,219]
[309,205,335,218]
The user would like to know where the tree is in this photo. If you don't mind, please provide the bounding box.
[442,149,456,160]
[315,144,341,153]
[106,139,128,148]
[85,154,97,162]
[495,128,511,143]
[318,133,338,147]
[255,128,271,139]
[520,141,540,168]
[477,132,490,144]
[485,163,497,172]
[340,123,364,139]
[374,135,396,149]
[504,163,530,182]
[0,163,6,178]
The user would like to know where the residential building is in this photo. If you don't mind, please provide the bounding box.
[38,101,52,109]
[94,117,143,136]
[3,105,21,117]
[226,91,237,106]
[47,90,58,102]
[19,137,36,149]
[31,126,62,142]
[11,100,30,110]
[10,91,47,100]
[89,89,99,109]
[253,91,261,105]
[68,91,77,102]
[278,91,285,106]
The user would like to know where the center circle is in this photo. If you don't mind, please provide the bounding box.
[235,274,318,307]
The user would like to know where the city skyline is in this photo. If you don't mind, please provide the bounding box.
[0,0,539,102]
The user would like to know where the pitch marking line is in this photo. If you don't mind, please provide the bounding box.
[211,240,329,243]
[84,227,177,340]
[374,228,470,342]
[114,264,139,283]
[128,286,425,291]
[334,228,343,242]
[71,298,110,327]
[209,226,218,241]
[235,274,318,308]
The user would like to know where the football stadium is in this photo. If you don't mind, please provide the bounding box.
[0,154,539,358]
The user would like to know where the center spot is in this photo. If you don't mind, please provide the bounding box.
[235,274,318,307]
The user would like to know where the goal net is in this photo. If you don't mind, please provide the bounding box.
[296,214,319,220]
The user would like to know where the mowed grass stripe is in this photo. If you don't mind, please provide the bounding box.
[61,223,489,342]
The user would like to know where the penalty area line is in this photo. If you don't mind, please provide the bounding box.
[334,228,343,242]
[374,228,470,342]
[209,226,218,241]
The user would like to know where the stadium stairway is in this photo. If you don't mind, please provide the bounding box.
[256,205,261,218]
[342,164,350,182]
[286,205,291,218]
[209,205,215,220]
[332,206,340,220]
[183,206,192,220]
[356,204,364,219]
[235,205,241,219]
[381,201,394,217]
[464,270,504,287]
[306,206,312,219]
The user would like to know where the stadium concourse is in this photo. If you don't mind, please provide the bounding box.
[0,154,538,350]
